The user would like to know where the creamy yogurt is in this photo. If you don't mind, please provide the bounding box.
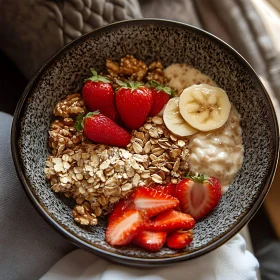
[187,106,243,193]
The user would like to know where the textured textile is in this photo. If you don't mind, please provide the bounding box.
[0,113,75,280]
[40,234,259,280]
[0,0,142,79]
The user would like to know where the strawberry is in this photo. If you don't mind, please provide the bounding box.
[105,209,144,246]
[133,230,167,252]
[133,187,179,218]
[148,209,195,232]
[75,112,131,148]
[154,183,176,197]
[82,68,118,121]
[166,229,193,250]
[175,174,222,221]
[149,81,172,116]
[108,194,135,223]
[116,80,153,129]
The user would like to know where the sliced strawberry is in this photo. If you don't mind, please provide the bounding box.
[105,209,144,246]
[167,229,193,250]
[133,230,167,252]
[108,195,135,223]
[148,209,195,232]
[134,187,179,218]
[175,175,222,221]
[154,183,176,197]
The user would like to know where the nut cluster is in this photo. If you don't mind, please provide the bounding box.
[48,118,86,156]
[106,55,166,84]
[53,93,86,118]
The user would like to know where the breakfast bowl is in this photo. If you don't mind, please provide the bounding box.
[11,19,279,266]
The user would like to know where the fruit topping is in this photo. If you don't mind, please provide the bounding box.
[82,68,119,121]
[105,209,144,246]
[163,97,198,136]
[133,187,179,218]
[149,81,172,117]
[75,112,131,148]
[116,81,153,130]
[176,174,222,220]
[154,183,176,197]
[179,84,231,131]
[148,209,195,232]
[133,230,167,252]
[166,229,194,250]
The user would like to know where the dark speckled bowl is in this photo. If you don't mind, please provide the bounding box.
[11,19,279,266]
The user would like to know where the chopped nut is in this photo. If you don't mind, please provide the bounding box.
[72,202,98,226]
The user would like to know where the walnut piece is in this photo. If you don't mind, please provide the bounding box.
[146,61,166,84]
[72,202,98,226]
[48,118,85,156]
[106,55,148,81]
[53,93,86,118]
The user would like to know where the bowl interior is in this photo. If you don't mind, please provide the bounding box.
[12,20,279,265]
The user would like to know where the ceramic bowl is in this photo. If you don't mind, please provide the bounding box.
[11,19,279,267]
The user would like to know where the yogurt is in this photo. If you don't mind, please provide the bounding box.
[187,106,243,193]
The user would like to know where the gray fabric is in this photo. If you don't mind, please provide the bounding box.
[0,0,142,79]
[0,112,75,280]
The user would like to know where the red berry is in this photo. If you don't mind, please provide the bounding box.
[133,230,167,252]
[175,175,222,221]
[149,81,172,116]
[82,112,131,148]
[167,230,193,250]
[133,187,179,218]
[148,209,195,232]
[106,209,144,246]
[116,81,152,129]
[82,69,119,121]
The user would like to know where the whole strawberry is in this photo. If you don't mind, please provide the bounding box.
[75,112,131,148]
[82,68,119,121]
[116,81,152,130]
[149,81,172,116]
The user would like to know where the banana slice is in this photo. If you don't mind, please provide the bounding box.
[163,97,198,136]
[179,84,231,131]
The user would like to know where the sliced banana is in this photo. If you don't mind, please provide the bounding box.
[179,84,231,131]
[163,97,198,136]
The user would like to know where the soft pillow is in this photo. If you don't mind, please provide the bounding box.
[0,0,142,79]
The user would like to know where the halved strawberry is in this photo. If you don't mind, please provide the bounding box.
[133,230,167,252]
[105,209,144,246]
[108,195,135,223]
[134,187,179,218]
[175,174,222,221]
[167,229,193,250]
[154,183,176,197]
[148,209,195,232]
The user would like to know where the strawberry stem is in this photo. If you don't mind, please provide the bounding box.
[84,68,111,83]
[115,79,144,90]
[74,114,85,131]
[186,173,212,185]
[148,80,174,96]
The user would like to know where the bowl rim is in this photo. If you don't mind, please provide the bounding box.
[11,18,279,266]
